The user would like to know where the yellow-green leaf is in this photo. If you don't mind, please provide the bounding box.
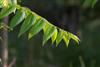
[10,10,25,28]
[51,28,58,44]
[56,29,64,46]
[28,18,45,39]
[2,0,8,7]
[0,0,3,6]
[18,13,36,37]
[43,24,56,45]
[43,20,50,33]
[69,32,80,44]
[0,5,16,19]
[63,31,70,47]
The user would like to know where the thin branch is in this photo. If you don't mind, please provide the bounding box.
[8,57,16,67]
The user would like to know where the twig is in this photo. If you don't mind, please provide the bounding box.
[8,57,16,67]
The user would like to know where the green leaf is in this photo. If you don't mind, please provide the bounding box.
[69,32,80,44]
[51,28,58,44]
[43,24,56,45]
[43,21,49,33]
[10,10,26,28]
[56,29,64,46]
[0,5,16,19]
[63,31,70,47]
[28,18,45,39]
[91,0,97,8]
[18,13,36,37]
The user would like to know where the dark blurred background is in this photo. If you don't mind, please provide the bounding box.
[8,0,100,67]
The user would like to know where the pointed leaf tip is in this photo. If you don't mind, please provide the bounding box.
[0,5,16,19]
[56,29,64,47]
[10,10,26,28]
[63,31,70,47]
[19,13,36,37]
[69,33,80,44]
[51,28,58,44]
[43,24,56,46]
[28,18,45,39]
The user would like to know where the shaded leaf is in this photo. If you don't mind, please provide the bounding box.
[0,5,16,19]
[28,18,45,39]
[91,0,97,8]
[0,23,3,29]
[1,23,11,30]
[43,24,56,45]
[10,10,26,28]
[83,0,93,7]
[18,13,36,37]
[0,37,2,41]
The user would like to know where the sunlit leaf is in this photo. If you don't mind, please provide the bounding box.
[43,21,49,33]
[56,29,64,46]
[0,1,80,46]
[63,31,70,47]
[18,13,36,37]
[2,0,8,7]
[0,5,16,19]
[0,0,3,6]
[51,28,58,44]
[69,32,80,44]
[28,18,45,39]
[43,24,56,45]
[10,10,26,28]
[21,7,31,17]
